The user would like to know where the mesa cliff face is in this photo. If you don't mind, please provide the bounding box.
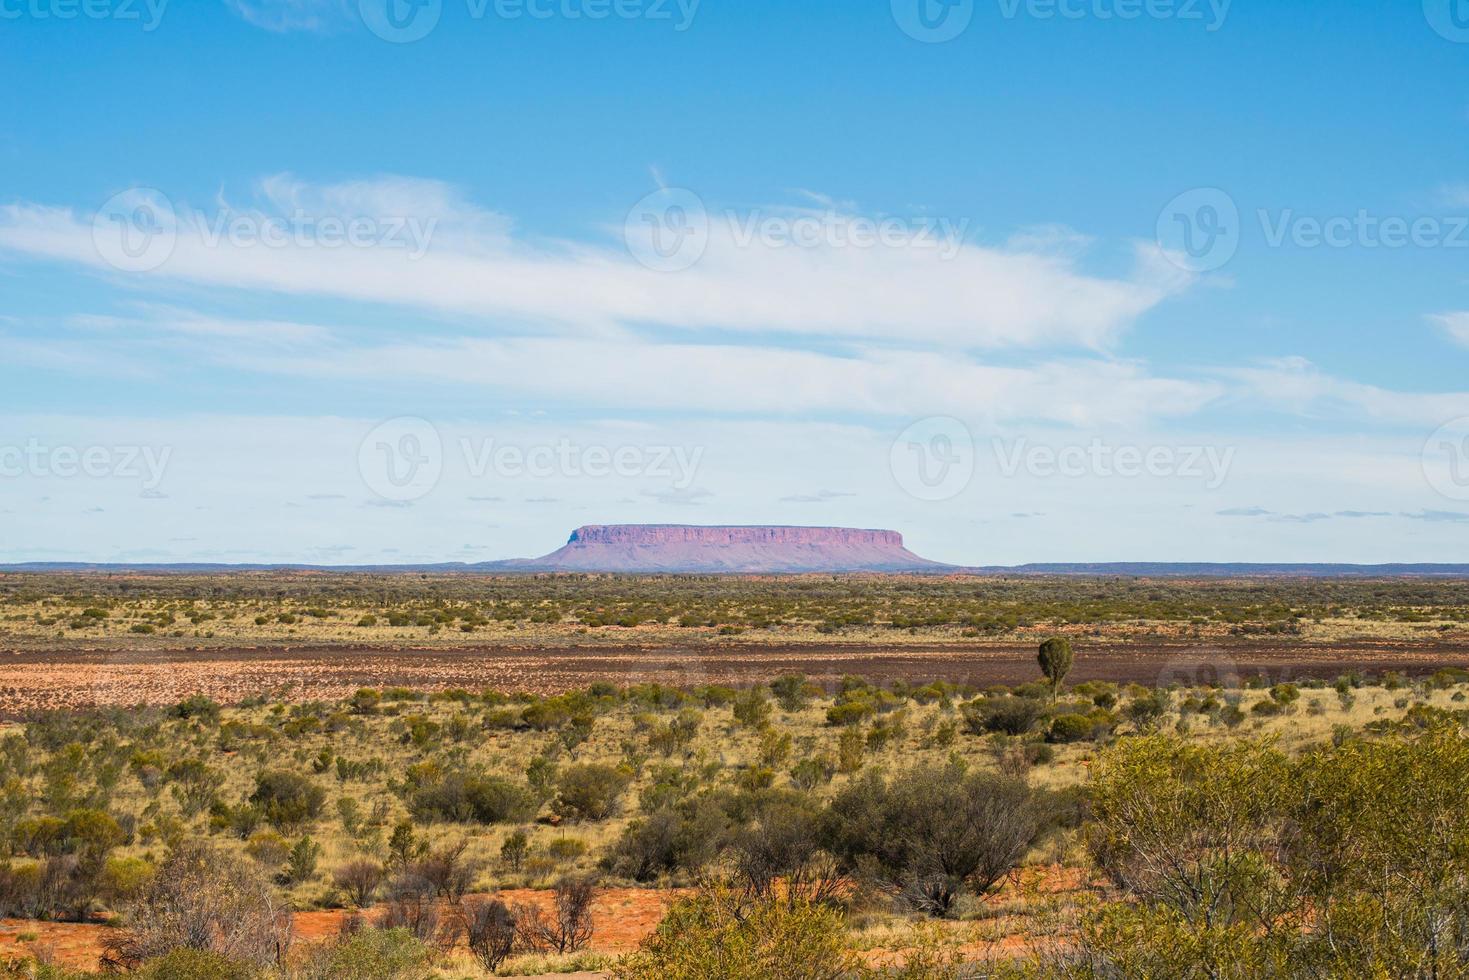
[503,525,948,573]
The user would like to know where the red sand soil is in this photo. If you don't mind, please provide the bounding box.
[1,637,1466,711]
[0,869,1095,974]
[0,887,678,972]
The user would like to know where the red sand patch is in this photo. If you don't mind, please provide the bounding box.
[0,887,681,972]
[0,868,1093,973]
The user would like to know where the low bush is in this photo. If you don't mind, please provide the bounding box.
[961,697,1045,737]
[553,765,632,822]
[249,772,326,832]
[826,764,1041,916]
[409,773,536,825]
[295,927,434,980]
[103,842,291,970]
[613,887,853,980]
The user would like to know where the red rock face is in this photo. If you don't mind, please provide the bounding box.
[516,525,947,573]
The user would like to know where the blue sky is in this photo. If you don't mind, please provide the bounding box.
[3,0,1469,565]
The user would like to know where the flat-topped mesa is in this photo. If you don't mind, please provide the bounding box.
[566,525,907,549]
[507,524,947,573]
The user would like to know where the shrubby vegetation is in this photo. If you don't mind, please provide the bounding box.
[9,572,1469,645]
[3,627,1469,976]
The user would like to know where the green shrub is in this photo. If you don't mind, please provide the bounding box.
[132,949,259,980]
[409,773,536,825]
[769,675,811,712]
[554,764,633,822]
[171,695,221,723]
[960,697,1044,737]
[1047,713,1096,744]
[613,888,854,980]
[603,801,728,883]
[825,764,1041,916]
[249,771,326,831]
[824,699,876,727]
[298,927,434,980]
[731,689,772,730]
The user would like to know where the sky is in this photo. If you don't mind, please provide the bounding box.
[2,0,1469,566]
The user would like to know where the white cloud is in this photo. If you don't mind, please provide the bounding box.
[1219,356,1469,429]
[151,318,1218,424]
[1430,312,1469,348]
[221,0,350,32]
[1437,183,1469,209]
[0,176,1188,351]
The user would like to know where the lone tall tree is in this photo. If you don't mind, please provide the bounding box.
[1037,637,1074,703]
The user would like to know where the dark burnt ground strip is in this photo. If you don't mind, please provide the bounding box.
[0,638,1467,710]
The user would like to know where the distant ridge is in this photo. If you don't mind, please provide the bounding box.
[4,525,1469,577]
[971,562,1469,578]
[491,525,950,573]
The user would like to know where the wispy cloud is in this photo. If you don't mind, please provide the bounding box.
[780,489,855,503]
[1403,509,1469,523]
[1430,312,1469,349]
[1220,507,1398,523]
[221,0,350,33]
[0,175,1189,352]
[641,487,713,506]
[1220,357,1469,429]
